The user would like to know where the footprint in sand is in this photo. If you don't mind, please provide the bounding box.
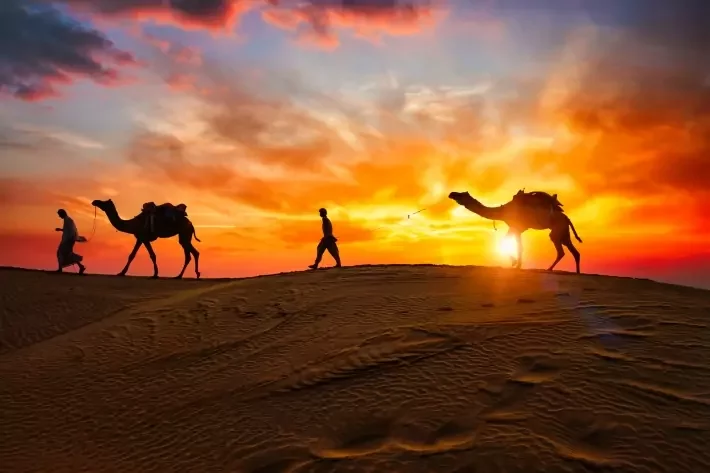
[311,418,392,459]
[580,328,655,341]
[196,298,218,309]
[392,417,479,453]
[511,354,564,385]
[480,355,564,422]
[587,346,633,363]
[312,415,480,459]
[517,298,535,304]
[540,411,628,468]
[236,445,314,473]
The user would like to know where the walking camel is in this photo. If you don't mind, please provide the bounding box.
[448,191,583,273]
[91,199,201,279]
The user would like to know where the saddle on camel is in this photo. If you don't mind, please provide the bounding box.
[141,202,188,234]
[512,189,564,214]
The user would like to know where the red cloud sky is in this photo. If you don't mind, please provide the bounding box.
[2,0,443,101]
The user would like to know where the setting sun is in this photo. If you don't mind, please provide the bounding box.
[497,236,518,258]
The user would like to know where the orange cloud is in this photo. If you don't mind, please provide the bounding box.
[61,0,254,33]
[532,8,710,201]
[141,32,203,65]
[262,0,444,49]
[5,4,710,285]
[59,0,442,47]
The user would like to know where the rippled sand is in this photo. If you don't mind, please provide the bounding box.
[2,265,709,472]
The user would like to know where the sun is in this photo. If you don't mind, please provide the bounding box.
[497,236,518,258]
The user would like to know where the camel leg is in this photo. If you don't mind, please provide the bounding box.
[514,232,522,269]
[563,237,581,274]
[119,240,143,276]
[548,238,565,272]
[505,229,519,268]
[143,241,159,278]
[190,245,200,279]
[175,242,191,279]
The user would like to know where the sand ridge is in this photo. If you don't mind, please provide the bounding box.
[1,265,710,472]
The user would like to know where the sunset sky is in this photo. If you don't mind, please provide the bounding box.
[1,0,708,288]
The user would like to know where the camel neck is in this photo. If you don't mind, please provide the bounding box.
[465,200,506,221]
[104,205,132,233]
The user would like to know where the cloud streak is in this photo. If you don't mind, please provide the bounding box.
[59,0,253,31]
[1,0,443,101]
[262,0,443,49]
[0,0,136,101]
[536,1,710,201]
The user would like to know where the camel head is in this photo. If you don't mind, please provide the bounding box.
[448,191,477,206]
[91,199,115,213]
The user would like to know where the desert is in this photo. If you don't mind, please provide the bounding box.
[2,265,709,473]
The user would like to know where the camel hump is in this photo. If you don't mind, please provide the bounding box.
[142,202,187,214]
[513,190,564,211]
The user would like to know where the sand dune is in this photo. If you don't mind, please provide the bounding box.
[1,265,710,473]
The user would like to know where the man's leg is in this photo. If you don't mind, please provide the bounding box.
[76,246,86,274]
[56,243,65,272]
[326,240,341,267]
[57,241,80,272]
[309,239,327,269]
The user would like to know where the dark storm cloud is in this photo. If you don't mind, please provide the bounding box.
[0,0,135,101]
[57,0,246,29]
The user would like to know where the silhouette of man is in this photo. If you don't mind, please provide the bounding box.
[55,209,86,274]
[309,208,341,269]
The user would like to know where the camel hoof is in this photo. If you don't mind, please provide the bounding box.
[173,276,183,280]
[196,272,201,279]
[117,272,126,277]
[150,275,159,279]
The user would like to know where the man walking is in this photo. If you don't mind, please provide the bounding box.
[55,208,86,274]
[309,208,341,269]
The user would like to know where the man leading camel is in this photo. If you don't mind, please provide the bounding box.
[55,208,86,274]
[309,208,342,269]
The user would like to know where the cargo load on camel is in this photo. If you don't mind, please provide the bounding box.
[512,190,564,214]
[141,202,188,233]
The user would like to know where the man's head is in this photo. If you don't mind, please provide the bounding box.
[57,209,67,219]
[319,208,327,217]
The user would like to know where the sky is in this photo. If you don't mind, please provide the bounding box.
[1,0,709,288]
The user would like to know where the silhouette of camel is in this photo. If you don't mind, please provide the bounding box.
[448,191,582,273]
[91,199,201,279]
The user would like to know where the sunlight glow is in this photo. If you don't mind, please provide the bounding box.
[497,236,518,258]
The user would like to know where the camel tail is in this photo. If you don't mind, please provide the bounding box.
[566,215,582,243]
[193,226,201,243]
